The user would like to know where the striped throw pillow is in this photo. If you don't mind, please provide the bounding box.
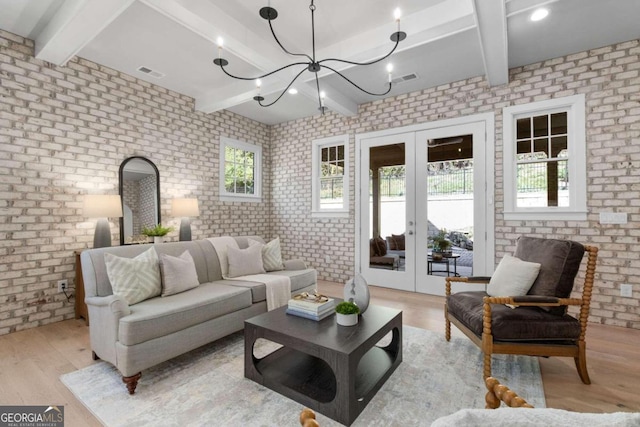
[249,237,285,272]
[104,247,161,305]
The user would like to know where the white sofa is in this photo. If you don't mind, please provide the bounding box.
[80,236,316,394]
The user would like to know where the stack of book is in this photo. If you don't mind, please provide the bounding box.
[286,294,336,321]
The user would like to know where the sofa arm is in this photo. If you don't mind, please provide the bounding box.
[284,259,308,270]
[85,295,130,365]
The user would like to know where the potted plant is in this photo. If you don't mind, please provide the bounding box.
[141,224,175,244]
[429,229,452,260]
[335,301,360,326]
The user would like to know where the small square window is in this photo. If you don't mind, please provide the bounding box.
[219,137,262,202]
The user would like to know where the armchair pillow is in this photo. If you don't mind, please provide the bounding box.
[487,254,541,297]
[392,233,406,250]
[372,236,387,256]
[160,251,200,296]
[227,243,266,278]
[104,247,161,305]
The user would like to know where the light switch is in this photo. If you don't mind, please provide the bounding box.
[599,212,628,224]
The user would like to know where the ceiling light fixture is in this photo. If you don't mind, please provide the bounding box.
[288,88,298,95]
[530,8,549,22]
[213,1,406,113]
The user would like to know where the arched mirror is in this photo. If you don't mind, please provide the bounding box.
[119,156,160,245]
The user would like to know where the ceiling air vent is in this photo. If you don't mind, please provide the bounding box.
[391,73,418,85]
[137,66,165,79]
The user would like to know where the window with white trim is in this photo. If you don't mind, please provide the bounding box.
[312,135,349,217]
[219,137,262,202]
[503,95,587,220]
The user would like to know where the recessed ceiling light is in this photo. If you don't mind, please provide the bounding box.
[530,8,549,22]
[288,88,298,95]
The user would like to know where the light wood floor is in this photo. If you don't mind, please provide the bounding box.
[0,280,638,427]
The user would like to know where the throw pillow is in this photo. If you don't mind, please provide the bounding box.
[392,233,406,250]
[373,236,387,256]
[386,236,397,250]
[249,237,285,272]
[160,251,200,297]
[104,247,161,305]
[227,243,266,278]
[487,254,542,297]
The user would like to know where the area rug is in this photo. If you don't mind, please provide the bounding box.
[61,326,545,426]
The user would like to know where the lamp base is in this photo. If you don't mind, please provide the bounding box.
[93,218,112,248]
[179,218,192,241]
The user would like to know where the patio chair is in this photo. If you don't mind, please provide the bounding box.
[444,236,598,384]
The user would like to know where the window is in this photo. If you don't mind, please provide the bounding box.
[219,137,262,202]
[503,95,586,220]
[312,135,349,217]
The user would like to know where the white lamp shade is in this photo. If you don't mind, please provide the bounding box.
[171,198,199,217]
[83,194,123,218]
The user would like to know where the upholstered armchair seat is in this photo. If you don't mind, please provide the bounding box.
[447,291,581,341]
[444,236,598,384]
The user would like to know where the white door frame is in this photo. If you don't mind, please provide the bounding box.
[355,113,496,292]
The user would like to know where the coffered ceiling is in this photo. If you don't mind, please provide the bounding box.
[1,0,639,125]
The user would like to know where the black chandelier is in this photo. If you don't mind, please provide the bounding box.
[213,0,406,113]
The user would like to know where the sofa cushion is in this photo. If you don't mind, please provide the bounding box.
[104,248,161,305]
[447,291,581,341]
[373,236,387,256]
[386,236,397,250]
[487,254,541,297]
[227,244,266,278]
[250,237,285,272]
[118,282,252,346]
[223,269,317,303]
[160,251,200,297]
[392,233,406,250]
[514,237,585,314]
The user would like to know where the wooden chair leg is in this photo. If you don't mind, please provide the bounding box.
[444,306,451,341]
[483,352,492,379]
[123,372,142,395]
[574,341,591,384]
[91,351,100,361]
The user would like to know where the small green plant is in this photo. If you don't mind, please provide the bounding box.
[141,224,175,237]
[429,229,452,252]
[335,301,360,315]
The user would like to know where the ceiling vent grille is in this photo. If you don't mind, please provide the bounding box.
[391,73,418,85]
[137,66,165,79]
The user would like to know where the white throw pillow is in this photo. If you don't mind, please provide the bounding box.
[160,251,200,297]
[104,247,161,305]
[249,237,285,272]
[227,244,266,278]
[487,254,541,297]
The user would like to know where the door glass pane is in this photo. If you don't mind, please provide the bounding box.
[369,144,406,272]
[426,135,473,277]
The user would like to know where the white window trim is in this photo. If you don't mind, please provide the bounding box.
[503,95,587,221]
[311,134,350,218]
[219,137,262,203]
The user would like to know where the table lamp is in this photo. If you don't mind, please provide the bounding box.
[83,194,123,248]
[171,198,199,241]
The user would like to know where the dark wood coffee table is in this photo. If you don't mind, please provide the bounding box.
[244,304,402,426]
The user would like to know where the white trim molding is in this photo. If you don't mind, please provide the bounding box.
[503,94,587,221]
[311,134,350,218]
[219,136,262,203]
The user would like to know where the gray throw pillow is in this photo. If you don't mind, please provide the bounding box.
[227,244,266,278]
[249,237,285,272]
[160,251,200,296]
[104,247,161,305]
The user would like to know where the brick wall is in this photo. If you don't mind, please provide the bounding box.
[271,39,640,329]
[0,30,271,335]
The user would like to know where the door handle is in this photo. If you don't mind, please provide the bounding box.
[408,231,414,235]
[408,221,414,226]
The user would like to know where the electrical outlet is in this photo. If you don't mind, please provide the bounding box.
[57,279,68,293]
[620,284,632,298]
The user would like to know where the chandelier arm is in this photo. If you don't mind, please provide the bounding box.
[256,66,308,107]
[218,61,309,81]
[267,19,313,62]
[318,38,400,67]
[322,64,393,97]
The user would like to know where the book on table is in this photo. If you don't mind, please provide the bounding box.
[288,293,335,313]
[285,307,335,321]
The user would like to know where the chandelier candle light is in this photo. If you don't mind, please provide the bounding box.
[213,1,406,113]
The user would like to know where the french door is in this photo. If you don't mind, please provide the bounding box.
[356,116,494,295]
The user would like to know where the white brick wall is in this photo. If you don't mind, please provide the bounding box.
[0,30,272,335]
[1,28,638,334]
[271,39,640,330]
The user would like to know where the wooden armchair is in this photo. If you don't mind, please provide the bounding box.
[444,237,598,384]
